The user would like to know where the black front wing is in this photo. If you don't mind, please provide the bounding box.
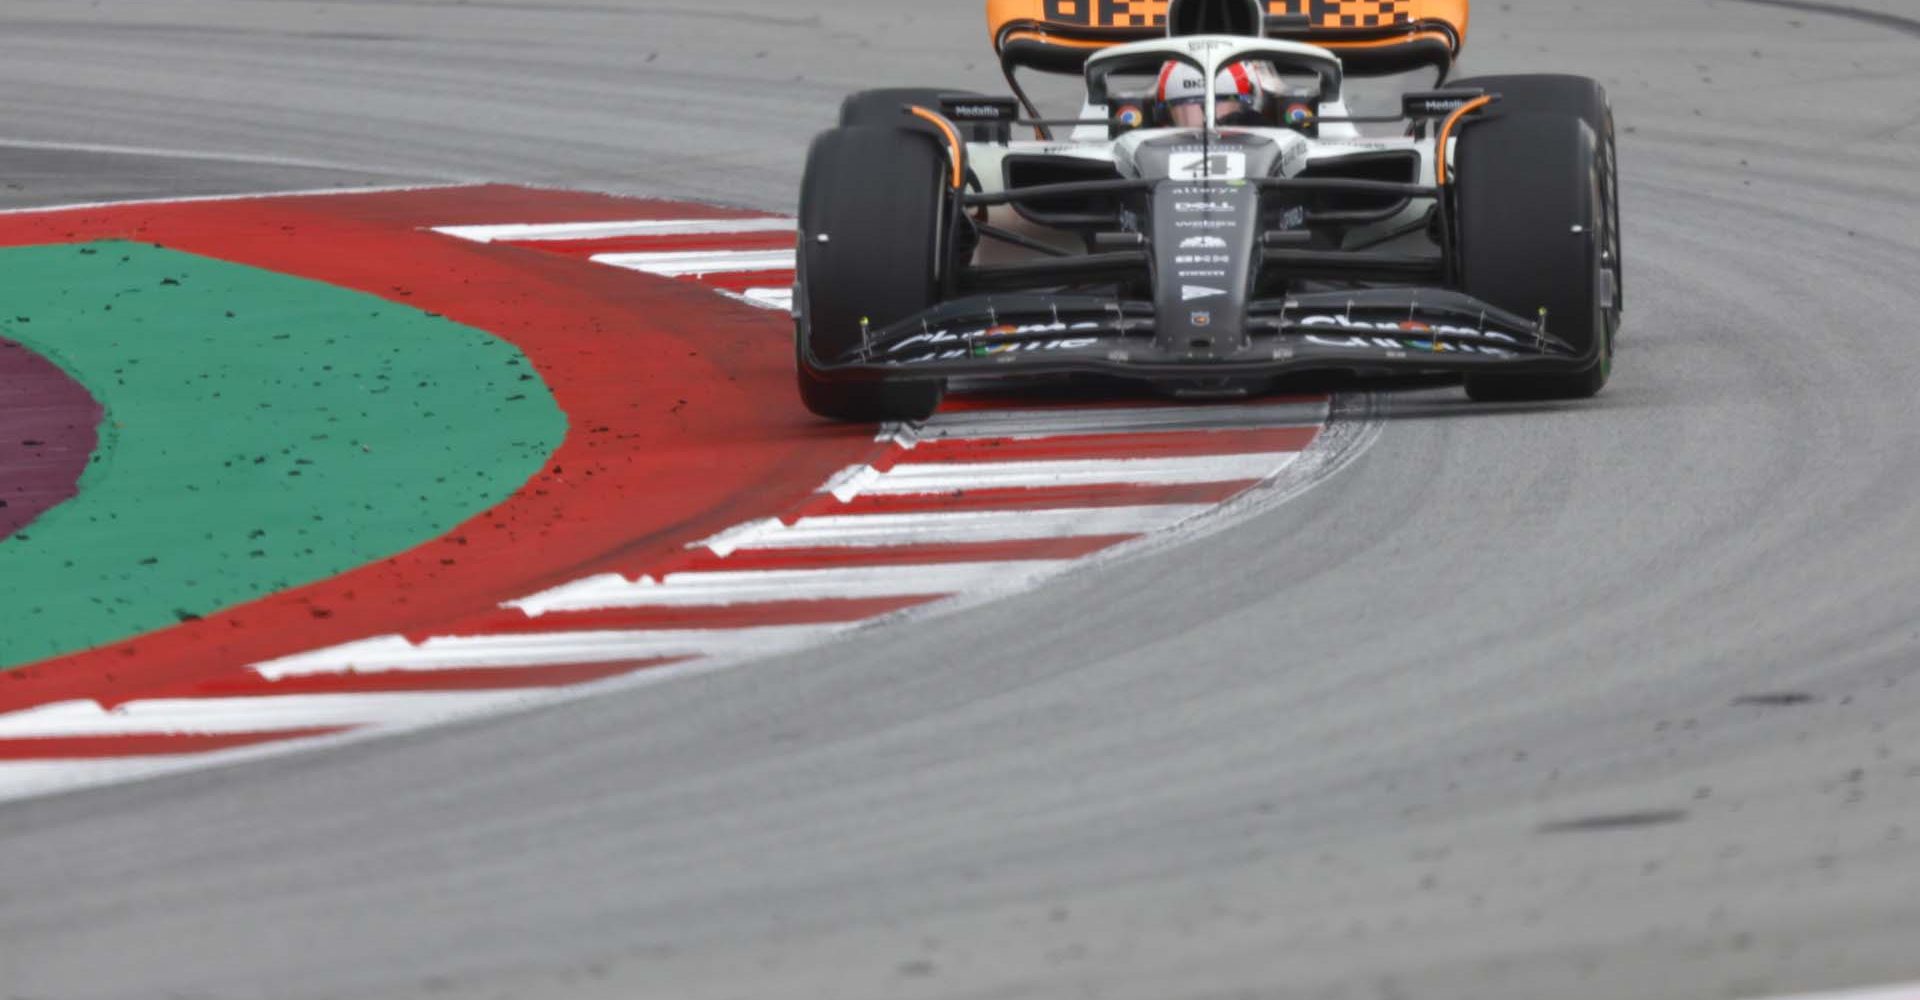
[807,289,1595,383]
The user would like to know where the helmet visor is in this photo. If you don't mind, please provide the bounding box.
[1167,97,1252,128]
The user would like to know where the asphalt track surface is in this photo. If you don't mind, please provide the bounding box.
[1,2,1918,998]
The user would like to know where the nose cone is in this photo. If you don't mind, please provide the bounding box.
[1150,177,1259,357]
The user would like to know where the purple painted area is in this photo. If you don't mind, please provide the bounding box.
[0,337,102,538]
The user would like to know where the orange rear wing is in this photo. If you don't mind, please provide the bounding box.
[988,0,1469,78]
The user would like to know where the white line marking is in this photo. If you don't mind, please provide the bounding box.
[433,217,794,243]
[0,758,260,799]
[591,248,796,277]
[840,453,1300,496]
[507,561,1073,616]
[0,692,531,737]
[0,136,441,177]
[1748,984,1920,1000]
[252,625,843,678]
[0,182,470,216]
[715,505,1212,550]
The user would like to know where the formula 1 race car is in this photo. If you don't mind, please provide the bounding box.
[794,0,1621,420]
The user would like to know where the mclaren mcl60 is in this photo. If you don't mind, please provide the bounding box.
[793,0,1622,420]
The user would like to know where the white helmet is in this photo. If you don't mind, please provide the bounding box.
[1155,61,1266,126]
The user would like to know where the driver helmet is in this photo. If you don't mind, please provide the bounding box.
[1156,60,1269,127]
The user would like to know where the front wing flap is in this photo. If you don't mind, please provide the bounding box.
[808,289,1596,381]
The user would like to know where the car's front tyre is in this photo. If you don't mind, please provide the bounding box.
[1455,111,1616,402]
[794,125,950,422]
[1448,74,1623,321]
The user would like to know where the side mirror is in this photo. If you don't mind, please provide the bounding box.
[1400,89,1490,119]
[939,95,1020,143]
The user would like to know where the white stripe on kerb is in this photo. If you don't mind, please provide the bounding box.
[715,505,1211,551]
[0,692,533,737]
[591,249,796,277]
[433,217,794,243]
[508,561,1073,616]
[720,286,795,312]
[252,625,844,679]
[840,453,1299,496]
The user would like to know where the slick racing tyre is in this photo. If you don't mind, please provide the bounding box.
[1455,112,1616,402]
[794,125,949,422]
[1449,74,1623,319]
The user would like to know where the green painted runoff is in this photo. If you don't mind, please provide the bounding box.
[0,241,565,668]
